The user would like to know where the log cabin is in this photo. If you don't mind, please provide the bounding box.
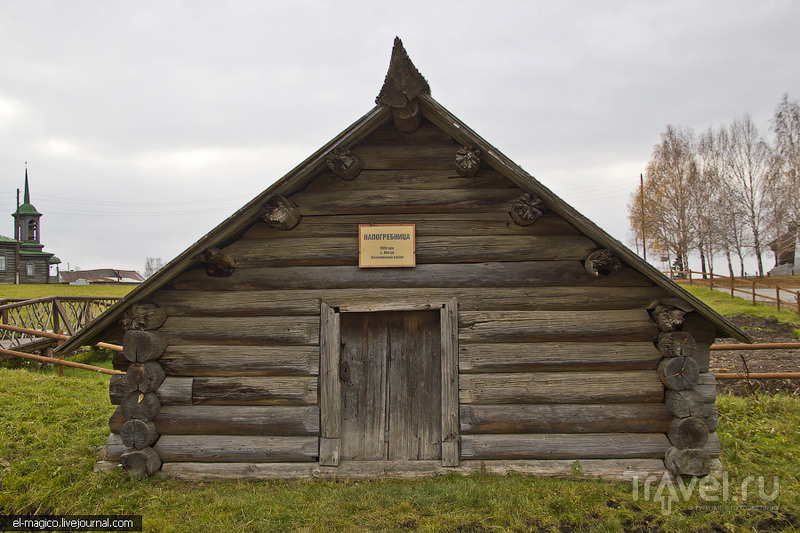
[61,38,751,481]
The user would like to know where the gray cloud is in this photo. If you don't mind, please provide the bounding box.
[1,0,798,273]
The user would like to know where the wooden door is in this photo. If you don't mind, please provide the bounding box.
[339,310,442,461]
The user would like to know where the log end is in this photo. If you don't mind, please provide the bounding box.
[121,447,162,477]
[510,194,546,226]
[326,148,363,181]
[455,146,481,177]
[197,247,236,277]
[584,249,622,277]
[664,447,711,477]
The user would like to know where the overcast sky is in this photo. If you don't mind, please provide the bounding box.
[1,1,798,274]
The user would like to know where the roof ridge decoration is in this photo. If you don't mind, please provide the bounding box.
[376,37,430,133]
[376,37,431,107]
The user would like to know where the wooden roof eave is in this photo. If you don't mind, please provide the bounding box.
[417,94,752,344]
[55,105,393,354]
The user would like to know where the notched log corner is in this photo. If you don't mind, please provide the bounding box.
[455,146,481,177]
[584,249,622,277]
[196,247,236,277]
[262,196,301,230]
[509,194,546,226]
[121,303,167,331]
[326,148,363,181]
[649,299,693,332]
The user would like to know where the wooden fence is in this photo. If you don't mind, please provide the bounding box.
[0,296,121,348]
[664,270,800,316]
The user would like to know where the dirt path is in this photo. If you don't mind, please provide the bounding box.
[712,315,800,395]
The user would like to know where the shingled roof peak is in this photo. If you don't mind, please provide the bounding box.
[376,37,430,108]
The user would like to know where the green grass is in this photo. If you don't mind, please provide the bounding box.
[0,367,797,532]
[1,285,799,531]
[0,283,135,300]
[685,286,800,333]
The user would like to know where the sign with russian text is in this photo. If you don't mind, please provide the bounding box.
[358,224,416,268]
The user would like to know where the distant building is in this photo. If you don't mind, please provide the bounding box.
[768,225,799,276]
[59,269,144,285]
[0,170,59,284]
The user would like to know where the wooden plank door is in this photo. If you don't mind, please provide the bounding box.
[339,310,441,461]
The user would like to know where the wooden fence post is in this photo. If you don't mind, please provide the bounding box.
[752,280,756,306]
[689,271,693,286]
[709,273,714,290]
[730,276,734,298]
[796,294,799,317]
[776,287,781,312]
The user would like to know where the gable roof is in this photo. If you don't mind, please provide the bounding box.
[57,45,750,353]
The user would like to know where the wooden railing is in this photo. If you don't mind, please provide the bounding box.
[0,296,121,348]
[664,270,800,316]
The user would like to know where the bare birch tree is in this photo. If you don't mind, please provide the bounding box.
[721,114,773,276]
[629,125,699,273]
[770,94,800,259]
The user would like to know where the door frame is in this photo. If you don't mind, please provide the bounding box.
[319,298,459,467]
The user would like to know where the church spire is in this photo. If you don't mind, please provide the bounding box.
[24,165,30,205]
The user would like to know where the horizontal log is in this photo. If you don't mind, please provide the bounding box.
[155,377,194,405]
[154,405,320,436]
[460,404,672,434]
[461,433,670,460]
[157,458,668,481]
[154,435,318,463]
[240,213,579,240]
[349,144,460,170]
[289,188,522,216]
[695,373,717,401]
[192,377,318,405]
[459,342,661,373]
[160,317,319,346]
[304,169,515,192]
[106,433,126,462]
[159,461,320,480]
[681,313,717,344]
[109,407,124,432]
[459,310,659,343]
[694,344,710,373]
[358,121,455,146]
[152,286,668,316]
[222,234,597,267]
[159,345,319,376]
[168,263,653,291]
[459,371,664,404]
[705,432,720,458]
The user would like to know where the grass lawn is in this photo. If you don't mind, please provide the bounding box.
[0,284,135,300]
[0,287,798,531]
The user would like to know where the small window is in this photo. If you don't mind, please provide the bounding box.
[26,263,35,276]
[0,256,5,271]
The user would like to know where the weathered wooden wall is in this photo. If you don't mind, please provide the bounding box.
[106,119,720,477]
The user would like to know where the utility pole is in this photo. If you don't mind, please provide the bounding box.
[639,173,647,262]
